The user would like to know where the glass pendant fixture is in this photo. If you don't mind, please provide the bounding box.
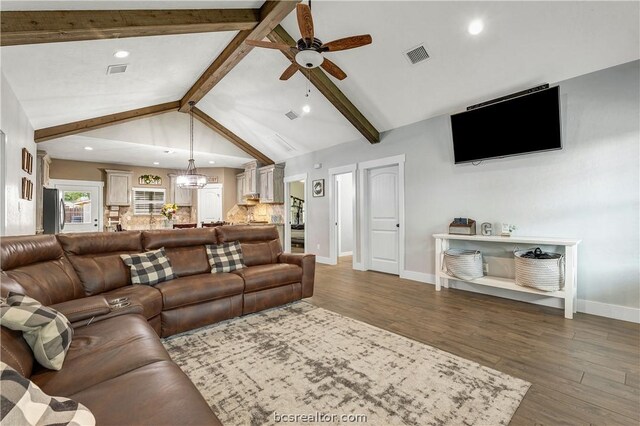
[177,102,208,189]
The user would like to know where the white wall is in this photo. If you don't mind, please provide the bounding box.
[285,60,639,316]
[0,72,36,236]
[336,173,353,255]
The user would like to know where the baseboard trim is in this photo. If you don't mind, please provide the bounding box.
[399,269,640,323]
[339,251,353,257]
[577,299,640,323]
[315,256,336,265]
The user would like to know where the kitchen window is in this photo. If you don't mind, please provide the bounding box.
[133,187,166,215]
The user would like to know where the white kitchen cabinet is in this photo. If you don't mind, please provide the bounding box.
[105,170,133,206]
[236,173,248,206]
[258,164,285,204]
[242,160,262,196]
[168,174,193,206]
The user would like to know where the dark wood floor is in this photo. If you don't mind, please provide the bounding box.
[309,257,640,425]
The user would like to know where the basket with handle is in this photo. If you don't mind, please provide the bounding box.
[514,247,565,291]
[442,249,484,281]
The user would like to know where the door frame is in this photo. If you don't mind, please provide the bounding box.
[358,154,405,274]
[197,183,223,224]
[0,131,5,236]
[328,164,357,268]
[283,173,308,253]
[49,179,104,232]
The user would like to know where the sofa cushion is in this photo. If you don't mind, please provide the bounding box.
[206,241,246,273]
[232,263,302,293]
[155,273,244,310]
[142,228,217,277]
[31,315,170,396]
[120,248,175,286]
[69,361,222,426]
[1,235,85,305]
[57,231,142,296]
[1,327,34,378]
[216,225,282,266]
[1,361,96,426]
[1,293,73,371]
[101,285,163,320]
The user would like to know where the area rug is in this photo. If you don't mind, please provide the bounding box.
[163,302,530,425]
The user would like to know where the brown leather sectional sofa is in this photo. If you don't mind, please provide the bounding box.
[0,225,315,425]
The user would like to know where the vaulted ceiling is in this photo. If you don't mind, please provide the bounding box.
[1,0,638,169]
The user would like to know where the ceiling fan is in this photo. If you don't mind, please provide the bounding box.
[245,2,372,81]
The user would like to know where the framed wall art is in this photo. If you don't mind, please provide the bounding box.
[312,179,325,197]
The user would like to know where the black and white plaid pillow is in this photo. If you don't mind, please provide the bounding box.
[206,241,246,273]
[1,361,96,425]
[0,293,73,371]
[120,248,175,286]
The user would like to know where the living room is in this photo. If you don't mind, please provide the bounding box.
[1,1,639,425]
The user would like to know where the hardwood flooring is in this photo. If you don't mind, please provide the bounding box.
[309,257,640,425]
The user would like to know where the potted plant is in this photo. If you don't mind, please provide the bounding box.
[161,203,178,227]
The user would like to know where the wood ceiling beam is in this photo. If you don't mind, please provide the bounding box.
[0,9,260,46]
[179,0,300,112]
[192,107,274,165]
[267,25,380,144]
[34,101,180,142]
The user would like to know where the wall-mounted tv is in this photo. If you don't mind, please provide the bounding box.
[450,86,562,164]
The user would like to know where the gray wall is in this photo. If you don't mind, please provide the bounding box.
[285,60,639,310]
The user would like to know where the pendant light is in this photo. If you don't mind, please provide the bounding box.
[177,102,208,189]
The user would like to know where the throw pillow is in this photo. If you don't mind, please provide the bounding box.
[0,293,73,371]
[1,361,96,425]
[206,241,246,273]
[120,248,175,286]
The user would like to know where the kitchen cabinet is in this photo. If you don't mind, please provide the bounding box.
[236,173,248,206]
[168,174,192,206]
[242,160,262,197]
[258,164,285,204]
[105,170,132,206]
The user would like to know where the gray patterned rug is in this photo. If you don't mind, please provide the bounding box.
[163,302,529,426]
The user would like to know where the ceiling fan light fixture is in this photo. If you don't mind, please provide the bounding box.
[295,50,323,69]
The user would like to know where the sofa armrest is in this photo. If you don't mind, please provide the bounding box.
[278,253,316,298]
[50,296,144,328]
[50,296,111,323]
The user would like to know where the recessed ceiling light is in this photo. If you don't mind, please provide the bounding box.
[84,146,93,151]
[468,19,484,35]
[208,160,215,164]
[153,162,160,165]
[114,50,130,58]
[302,105,311,114]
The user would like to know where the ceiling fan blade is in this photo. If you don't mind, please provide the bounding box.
[297,3,314,45]
[280,63,299,81]
[321,34,372,52]
[245,40,292,51]
[320,58,347,80]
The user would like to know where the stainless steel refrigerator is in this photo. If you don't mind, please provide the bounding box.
[43,188,65,234]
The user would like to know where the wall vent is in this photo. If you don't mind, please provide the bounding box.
[285,110,299,120]
[107,64,128,75]
[273,134,296,152]
[404,44,429,65]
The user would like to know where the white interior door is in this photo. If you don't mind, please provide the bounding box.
[367,165,399,274]
[197,184,223,223]
[52,180,103,233]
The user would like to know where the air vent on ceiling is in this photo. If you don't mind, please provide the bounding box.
[273,134,296,152]
[106,64,128,75]
[404,44,429,65]
[285,110,299,120]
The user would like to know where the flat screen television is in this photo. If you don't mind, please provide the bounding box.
[450,86,562,164]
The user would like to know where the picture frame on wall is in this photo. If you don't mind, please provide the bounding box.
[21,148,33,175]
[312,179,325,197]
[21,178,33,200]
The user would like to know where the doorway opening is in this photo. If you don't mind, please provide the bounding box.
[49,179,104,233]
[284,173,307,253]
[329,164,357,268]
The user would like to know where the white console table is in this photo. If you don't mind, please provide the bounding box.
[433,234,581,319]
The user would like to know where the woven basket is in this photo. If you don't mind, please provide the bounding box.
[514,249,565,291]
[443,249,484,280]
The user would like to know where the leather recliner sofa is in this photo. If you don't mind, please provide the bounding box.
[0,225,315,425]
